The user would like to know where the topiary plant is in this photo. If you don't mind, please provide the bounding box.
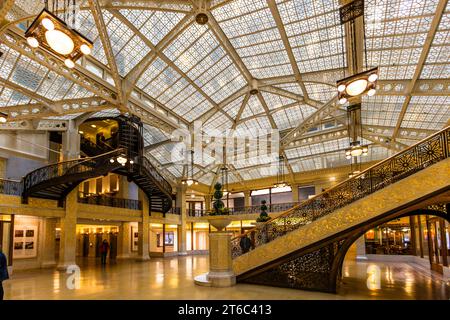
[209,182,229,215]
[256,200,270,222]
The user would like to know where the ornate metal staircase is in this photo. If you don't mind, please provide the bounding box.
[231,126,450,293]
[22,115,173,213]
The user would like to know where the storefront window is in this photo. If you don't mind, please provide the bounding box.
[364,217,413,255]
[149,223,178,253]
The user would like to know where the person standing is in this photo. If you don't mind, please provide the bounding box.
[0,244,9,300]
[100,240,110,265]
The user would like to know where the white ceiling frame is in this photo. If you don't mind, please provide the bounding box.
[266,0,310,101]
[391,0,448,141]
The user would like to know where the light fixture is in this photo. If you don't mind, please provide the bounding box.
[0,112,8,123]
[181,150,198,186]
[336,67,379,103]
[345,141,369,159]
[24,7,93,66]
[116,155,127,166]
[78,130,84,134]
[91,124,96,128]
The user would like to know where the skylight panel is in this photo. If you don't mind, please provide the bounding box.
[157,78,190,106]
[10,56,46,92]
[144,66,182,99]
[272,105,305,130]
[277,0,345,73]
[273,83,303,95]
[362,95,405,127]
[120,9,185,46]
[421,11,450,79]
[77,10,108,65]
[204,112,233,133]
[163,24,209,61]
[143,124,169,145]
[0,44,19,79]
[98,10,151,76]
[188,46,227,82]
[401,96,450,130]
[242,95,265,117]
[365,0,439,80]
[177,99,214,122]
[137,58,167,89]
[0,87,32,107]
[223,95,246,118]
[261,92,296,110]
[304,83,335,103]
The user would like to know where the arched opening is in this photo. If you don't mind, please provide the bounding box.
[334,208,450,299]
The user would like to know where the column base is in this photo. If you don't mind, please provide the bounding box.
[135,256,151,262]
[194,271,236,287]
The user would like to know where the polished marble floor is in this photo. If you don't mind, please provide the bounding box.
[3,256,450,300]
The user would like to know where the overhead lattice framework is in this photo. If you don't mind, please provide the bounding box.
[0,0,448,187]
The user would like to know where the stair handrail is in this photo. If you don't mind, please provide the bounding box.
[138,156,173,197]
[231,126,449,258]
[22,148,127,192]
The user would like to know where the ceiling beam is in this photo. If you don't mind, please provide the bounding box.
[122,12,194,97]
[88,0,125,108]
[231,93,250,130]
[0,77,53,107]
[266,0,309,101]
[392,0,448,141]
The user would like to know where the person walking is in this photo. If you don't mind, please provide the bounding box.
[239,232,252,254]
[100,239,110,265]
[0,244,9,300]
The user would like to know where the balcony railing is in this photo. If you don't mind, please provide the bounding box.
[78,193,142,210]
[185,202,299,217]
[0,179,23,196]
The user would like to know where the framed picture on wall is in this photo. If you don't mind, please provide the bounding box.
[131,226,139,251]
[13,225,37,259]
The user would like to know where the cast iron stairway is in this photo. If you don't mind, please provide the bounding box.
[231,126,450,293]
[22,116,173,213]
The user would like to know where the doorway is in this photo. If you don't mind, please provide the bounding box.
[0,215,13,267]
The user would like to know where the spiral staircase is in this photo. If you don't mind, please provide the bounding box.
[22,115,173,213]
[231,127,450,293]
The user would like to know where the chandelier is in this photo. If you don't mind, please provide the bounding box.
[0,112,8,123]
[345,141,368,159]
[336,0,378,105]
[181,150,198,186]
[273,155,288,189]
[110,154,133,166]
[25,1,93,69]
[337,67,378,105]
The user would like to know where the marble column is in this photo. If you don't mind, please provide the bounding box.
[41,218,57,268]
[117,222,131,259]
[176,184,187,255]
[136,189,150,261]
[243,190,251,207]
[291,184,299,202]
[204,195,211,211]
[355,235,367,260]
[62,120,80,161]
[57,188,78,270]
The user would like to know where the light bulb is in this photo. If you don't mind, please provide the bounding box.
[339,97,347,104]
[367,88,376,96]
[27,37,39,48]
[45,30,74,55]
[64,59,75,68]
[368,73,378,83]
[42,18,55,31]
[80,44,91,55]
[0,116,6,123]
[130,160,134,164]
[337,84,346,92]
[110,159,114,163]
[351,148,363,157]
[346,155,351,160]
[346,79,368,96]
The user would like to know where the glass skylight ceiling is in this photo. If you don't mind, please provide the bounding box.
[0,0,449,186]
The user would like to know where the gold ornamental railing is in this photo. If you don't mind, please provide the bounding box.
[231,126,450,259]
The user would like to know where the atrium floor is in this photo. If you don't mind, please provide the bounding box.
[3,256,449,300]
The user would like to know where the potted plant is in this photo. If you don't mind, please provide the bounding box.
[207,182,231,231]
[256,200,270,222]
[255,200,270,244]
